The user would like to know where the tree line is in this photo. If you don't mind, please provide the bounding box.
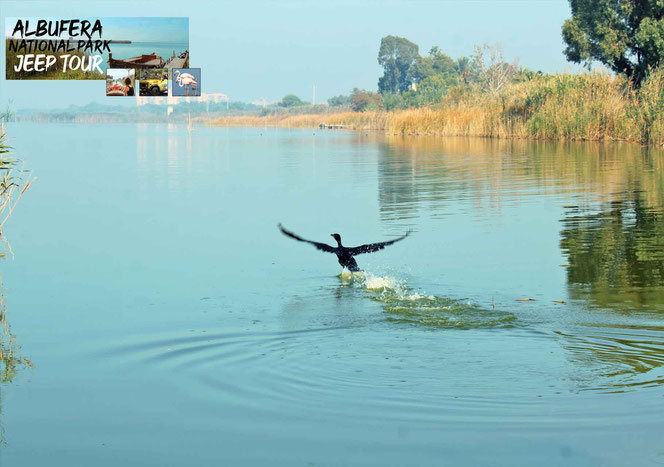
[326,38,528,112]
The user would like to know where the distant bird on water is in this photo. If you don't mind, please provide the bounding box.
[278,224,410,272]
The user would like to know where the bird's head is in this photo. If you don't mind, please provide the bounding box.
[331,233,341,244]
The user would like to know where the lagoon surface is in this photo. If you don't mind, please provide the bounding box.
[1,123,664,466]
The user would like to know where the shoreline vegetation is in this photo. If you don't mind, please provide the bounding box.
[209,69,664,146]
[0,127,32,236]
[207,21,664,146]
[0,124,32,384]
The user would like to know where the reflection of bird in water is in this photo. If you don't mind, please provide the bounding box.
[174,70,198,96]
[278,224,410,272]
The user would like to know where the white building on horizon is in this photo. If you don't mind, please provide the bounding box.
[136,92,229,106]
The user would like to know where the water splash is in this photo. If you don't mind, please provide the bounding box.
[338,269,516,329]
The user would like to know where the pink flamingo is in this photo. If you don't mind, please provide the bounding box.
[174,70,195,82]
[174,70,198,96]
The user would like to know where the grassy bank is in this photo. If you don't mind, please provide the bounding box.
[210,70,664,145]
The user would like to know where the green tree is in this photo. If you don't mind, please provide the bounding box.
[377,35,419,94]
[562,0,664,84]
[350,88,383,112]
[409,47,456,84]
[279,94,304,107]
[327,94,351,107]
[454,56,471,75]
[409,73,459,106]
[382,92,407,111]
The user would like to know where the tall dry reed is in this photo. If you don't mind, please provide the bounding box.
[0,126,32,385]
[210,69,664,145]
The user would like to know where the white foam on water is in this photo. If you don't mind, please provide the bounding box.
[340,269,430,301]
[337,268,516,329]
[364,274,400,292]
[405,291,436,301]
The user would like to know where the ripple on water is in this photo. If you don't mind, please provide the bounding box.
[555,324,664,393]
[98,272,664,429]
[100,322,663,429]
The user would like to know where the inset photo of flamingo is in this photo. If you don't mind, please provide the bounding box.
[172,68,200,97]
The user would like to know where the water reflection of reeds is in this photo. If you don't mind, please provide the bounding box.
[368,136,664,391]
[0,285,30,383]
[372,137,664,220]
[561,193,664,311]
[0,277,31,444]
[368,136,664,312]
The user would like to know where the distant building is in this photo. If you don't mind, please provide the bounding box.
[200,93,228,104]
[136,92,228,105]
[135,95,176,106]
[249,99,277,107]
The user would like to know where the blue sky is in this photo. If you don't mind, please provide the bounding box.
[0,0,582,110]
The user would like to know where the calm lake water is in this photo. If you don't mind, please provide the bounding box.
[1,123,664,466]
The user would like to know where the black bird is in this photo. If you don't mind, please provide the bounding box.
[278,224,409,272]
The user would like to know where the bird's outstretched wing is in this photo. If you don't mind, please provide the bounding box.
[278,224,336,253]
[348,231,410,255]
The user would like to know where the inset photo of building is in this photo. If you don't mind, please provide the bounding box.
[172,68,200,97]
[137,68,169,96]
[106,68,135,96]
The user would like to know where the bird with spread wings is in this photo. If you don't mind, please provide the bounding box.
[278,224,410,272]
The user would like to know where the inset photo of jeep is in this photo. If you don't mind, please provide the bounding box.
[137,68,169,96]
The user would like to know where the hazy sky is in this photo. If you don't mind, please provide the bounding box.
[0,0,582,110]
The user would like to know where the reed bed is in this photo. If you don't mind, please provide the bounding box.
[0,126,32,384]
[210,70,664,145]
[0,127,32,235]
